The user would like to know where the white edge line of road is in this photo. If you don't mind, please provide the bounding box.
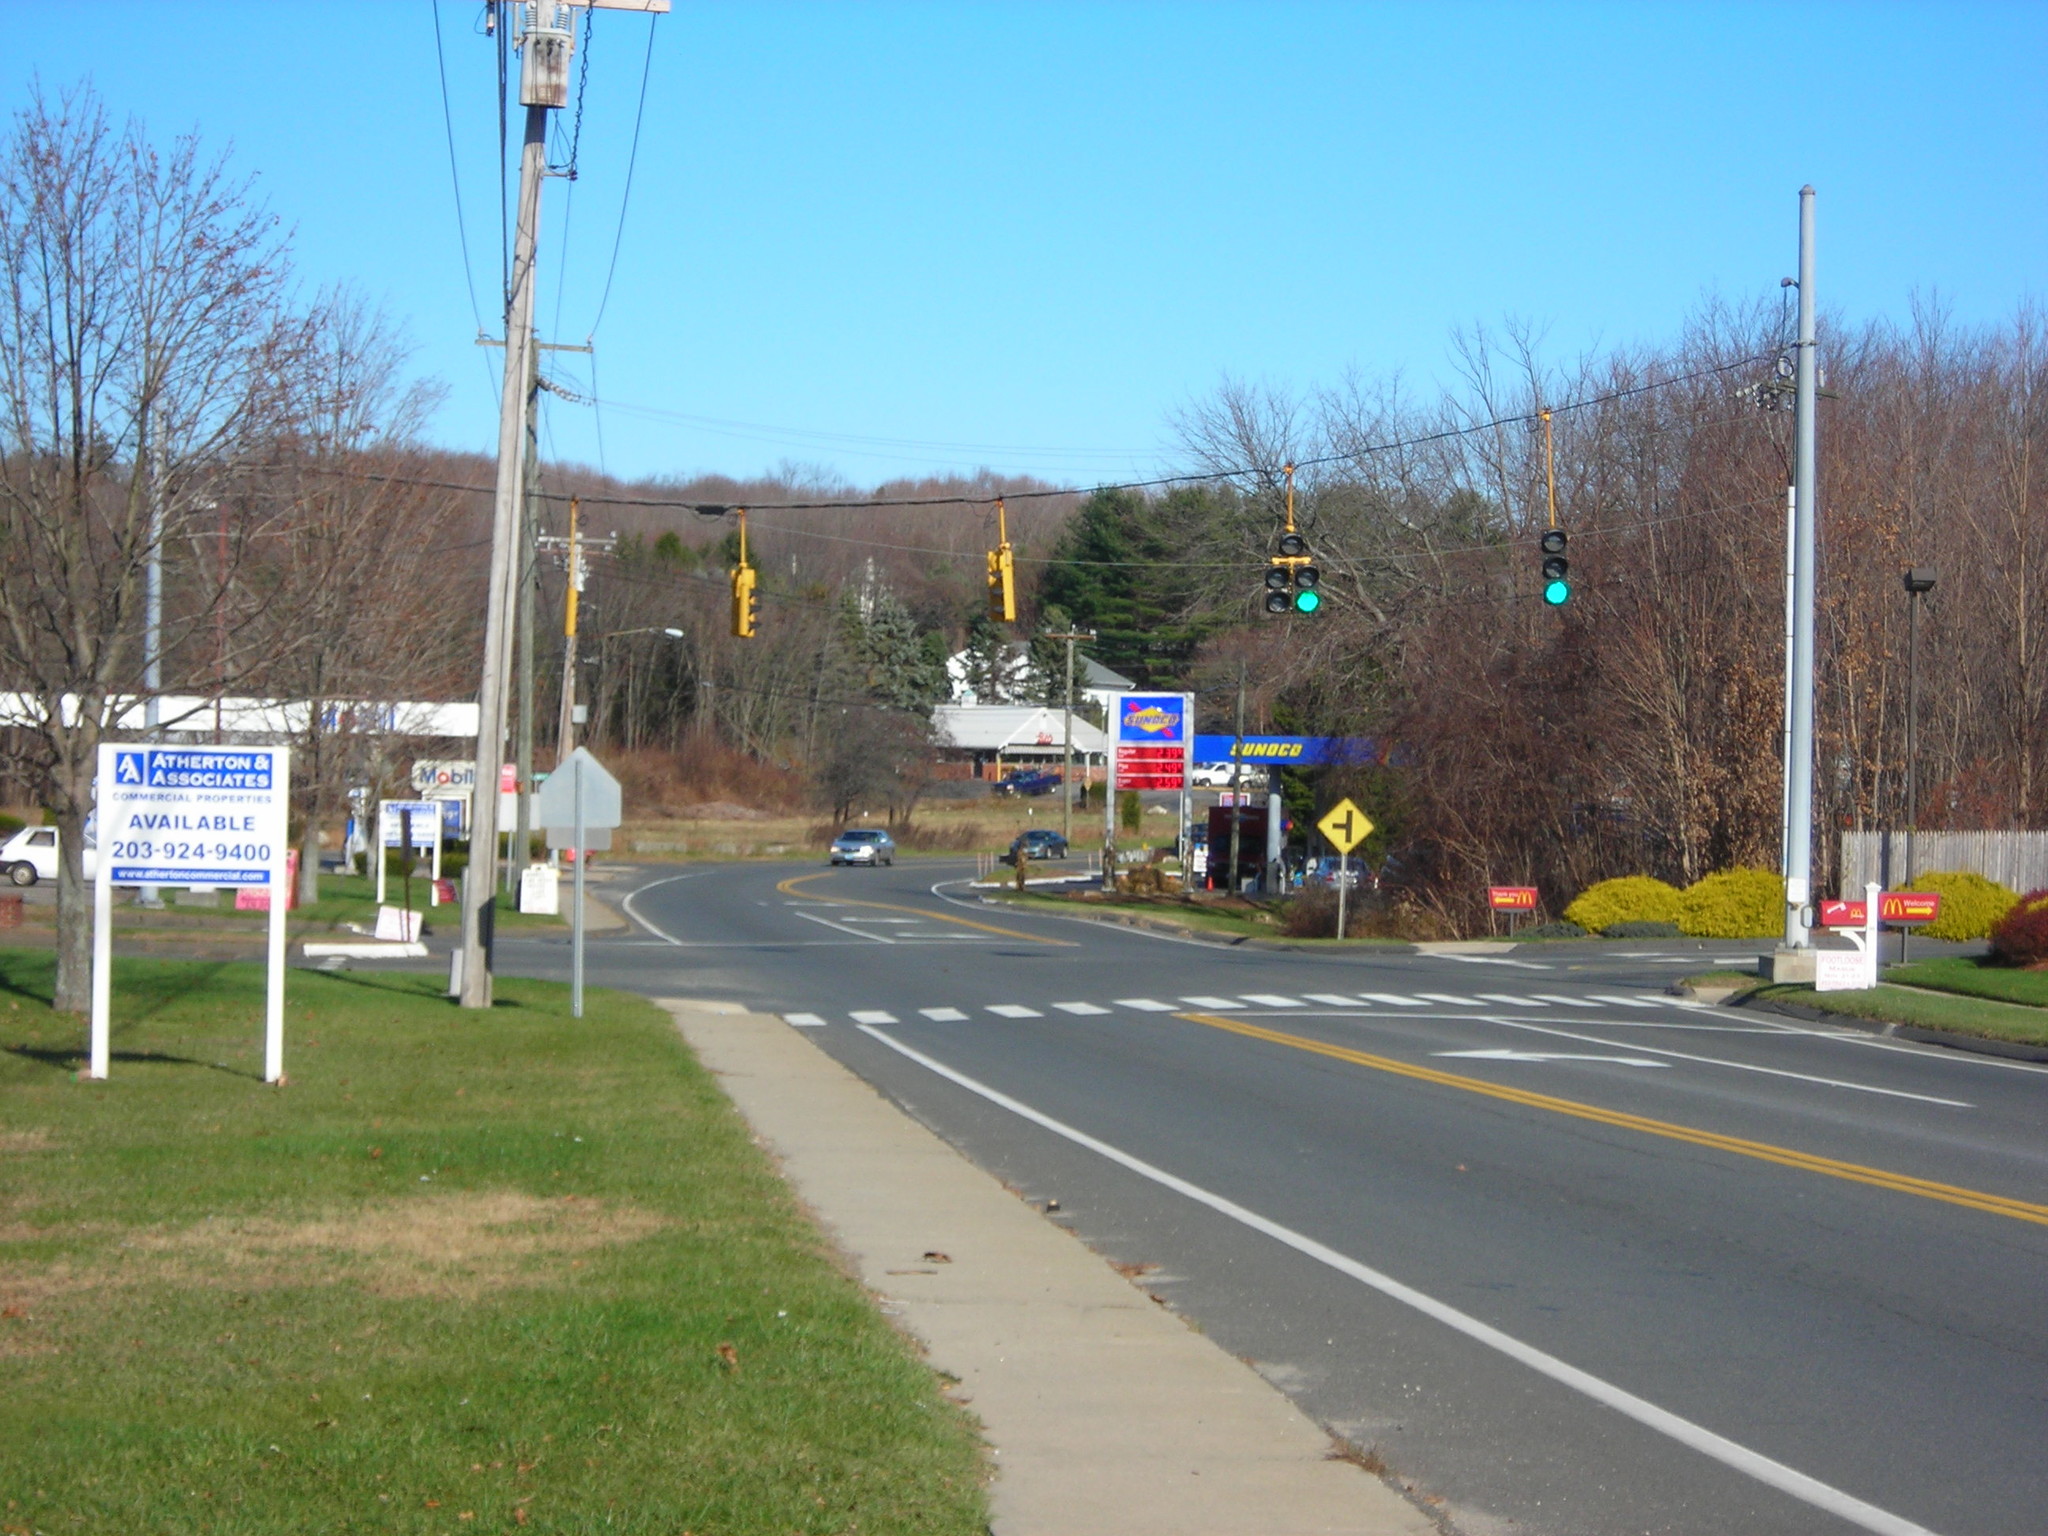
[928,878,1235,949]
[618,871,705,945]
[857,1024,1945,1536]
[1744,1012,2048,1077]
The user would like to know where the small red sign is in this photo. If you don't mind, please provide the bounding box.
[1879,891,1941,925]
[1488,886,1539,912]
[1817,899,1866,928]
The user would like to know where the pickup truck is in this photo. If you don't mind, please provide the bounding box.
[0,825,97,885]
[992,769,1063,797]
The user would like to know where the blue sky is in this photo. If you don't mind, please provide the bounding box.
[10,2,2044,486]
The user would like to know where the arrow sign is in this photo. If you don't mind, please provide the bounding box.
[1316,797,1374,854]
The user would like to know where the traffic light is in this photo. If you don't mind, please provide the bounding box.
[986,497,1016,622]
[1540,528,1569,606]
[1266,532,1322,615]
[730,560,758,637]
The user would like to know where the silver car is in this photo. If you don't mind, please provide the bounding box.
[829,828,895,866]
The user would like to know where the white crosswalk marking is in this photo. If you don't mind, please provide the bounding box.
[1239,993,1306,1007]
[918,1007,969,1021]
[1304,993,1364,1006]
[1180,995,1244,1009]
[783,1012,827,1028]
[986,1004,1043,1018]
[1359,992,1429,1007]
[849,1010,898,1024]
[1052,1001,1111,1015]
[1587,994,1662,1009]
[1115,998,1177,1011]
[1531,994,1600,1007]
[1475,992,1547,1007]
[1415,993,1485,1006]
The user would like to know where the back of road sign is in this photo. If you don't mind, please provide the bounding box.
[532,747,621,832]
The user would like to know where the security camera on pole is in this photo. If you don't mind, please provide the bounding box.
[459,0,669,1008]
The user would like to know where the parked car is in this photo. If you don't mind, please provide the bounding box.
[0,824,96,886]
[1189,762,1242,788]
[828,828,895,866]
[1306,854,1374,892]
[1008,828,1070,862]
[993,768,1063,797]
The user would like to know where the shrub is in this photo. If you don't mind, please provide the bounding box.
[1604,919,1683,938]
[1988,889,2048,967]
[1118,790,1141,833]
[1912,870,2020,942]
[1677,866,1784,938]
[1563,876,1681,934]
[1520,920,1587,939]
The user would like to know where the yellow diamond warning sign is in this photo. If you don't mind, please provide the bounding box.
[1316,798,1374,854]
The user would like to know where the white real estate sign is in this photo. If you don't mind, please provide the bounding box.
[91,745,291,1082]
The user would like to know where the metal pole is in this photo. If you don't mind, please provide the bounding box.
[1783,186,1820,952]
[1901,568,1937,960]
[1062,635,1075,844]
[139,437,165,907]
[571,754,585,1019]
[459,96,547,1007]
[1336,848,1348,941]
[1779,484,1796,877]
[1227,663,1246,895]
[512,334,539,898]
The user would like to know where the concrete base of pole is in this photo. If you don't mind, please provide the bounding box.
[1763,948,1818,983]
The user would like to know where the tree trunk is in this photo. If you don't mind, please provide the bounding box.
[298,802,326,907]
[53,798,92,1015]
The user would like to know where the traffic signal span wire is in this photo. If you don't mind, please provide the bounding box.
[587,11,657,343]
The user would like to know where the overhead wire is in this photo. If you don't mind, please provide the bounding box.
[587,13,658,343]
[431,0,487,340]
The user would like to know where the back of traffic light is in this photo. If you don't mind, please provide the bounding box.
[729,507,759,637]
[1262,465,1322,615]
[986,497,1016,623]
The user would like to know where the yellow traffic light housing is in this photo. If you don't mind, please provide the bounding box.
[729,508,758,638]
[986,497,1016,623]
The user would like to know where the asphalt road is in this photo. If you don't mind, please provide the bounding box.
[497,859,2048,1536]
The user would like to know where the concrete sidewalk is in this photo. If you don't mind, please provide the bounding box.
[663,999,1439,1536]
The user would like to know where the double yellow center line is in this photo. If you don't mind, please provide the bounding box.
[1177,1011,2048,1228]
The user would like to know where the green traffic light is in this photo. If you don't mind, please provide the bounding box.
[1543,579,1570,606]
[1293,588,1322,614]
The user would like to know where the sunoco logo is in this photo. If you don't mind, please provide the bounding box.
[1123,703,1181,737]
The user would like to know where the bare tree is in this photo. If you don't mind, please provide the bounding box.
[0,86,292,1010]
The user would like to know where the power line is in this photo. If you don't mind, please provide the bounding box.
[587,12,657,341]
[431,0,487,339]
[495,0,510,308]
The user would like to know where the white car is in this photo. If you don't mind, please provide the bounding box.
[1190,762,1245,788]
[0,824,96,885]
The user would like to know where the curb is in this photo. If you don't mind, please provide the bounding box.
[1733,992,2048,1064]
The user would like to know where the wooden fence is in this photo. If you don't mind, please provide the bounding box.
[1839,830,2048,895]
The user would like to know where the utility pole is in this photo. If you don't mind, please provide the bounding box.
[1047,629,1094,843]
[139,434,166,907]
[1902,566,1937,962]
[511,336,540,898]
[557,497,583,760]
[461,0,671,1005]
[1227,661,1246,896]
[1780,185,1820,962]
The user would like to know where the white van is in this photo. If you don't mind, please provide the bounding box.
[0,825,96,886]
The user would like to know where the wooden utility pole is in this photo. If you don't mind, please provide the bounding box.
[1046,629,1095,843]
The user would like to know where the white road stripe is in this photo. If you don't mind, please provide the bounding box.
[858,1027,1943,1536]
[783,1012,827,1028]
[1240,993,1306,1007]
[849,1010,898,1024]
[986,1004,1043,1018]
[1474,992,1547,1007]
[1115,998,1177,1012]
[1052,1001,1111,1015]
[1587,994,1663,1008]
[1531,993,1601,1007]
[1446,954,1554,970]
[1437,1048,1669,1068]
[1304,993,1366,1006]
[1359,992,1429,1007]
[919,1007,970,1021]
[794,910,895,943]
[1180,995,1245,1009]
[1415,992,1485,1006]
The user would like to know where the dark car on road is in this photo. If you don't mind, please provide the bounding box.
[1008,828,1070,862]
[993,769,1063,797]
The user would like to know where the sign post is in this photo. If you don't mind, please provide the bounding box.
[92,746,290,1082]
[1315,798,1374,941]
[532,747,622,1019]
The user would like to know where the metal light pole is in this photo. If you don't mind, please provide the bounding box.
[1781,186,1821,958]
[1902,566,1936,962]
[1046,629,1094,844]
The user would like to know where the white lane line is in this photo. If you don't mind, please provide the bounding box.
[1304,993,1366,1006]
[793,910,895,943]
[1359,992,1429,1007]
[1415,993,1485,1006]
[1483,1019,1974,1107]
[919,1007,970,1021]
[1437,1048,1670,1069]
[1052,1001,1112,1015]
[1240,993,1307,1008]
[783,1012,827,1028]
[986,1004,1043,1019]
[1746,1015,2048,1077]
[1115,998,1177,1012]
[1446,955,1554,970]
[1475,992,1548,1007]
[617,870,705,944]
[1586,994,1663,1009]
[1180,995,1245,1010]
[857,1027,1942,1536]
[1531,993,1602,1006]
[849,1010,898,1024]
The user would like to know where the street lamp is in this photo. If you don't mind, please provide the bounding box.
[1902,566,1936,962]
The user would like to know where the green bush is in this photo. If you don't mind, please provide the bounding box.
[1118,790,1141,833]
[1913,869,2020,942]
[1520,920,1587,939]
[1605,919,1683,938]
[1563,876,1681,934]
[1677,866,1784,938]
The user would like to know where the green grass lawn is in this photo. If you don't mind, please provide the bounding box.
[147,872,567,936]
[1884,955,2048,1009]
[0,956,986,1534]
[1751,979,2048,1048]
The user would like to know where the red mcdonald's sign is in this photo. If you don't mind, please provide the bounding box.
[1488,886,1539,912]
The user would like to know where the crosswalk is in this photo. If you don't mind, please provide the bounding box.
[781,988,1705,1028]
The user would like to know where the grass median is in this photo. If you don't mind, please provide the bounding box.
[1747,976,2048,1048]
[0,955,986,1534]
